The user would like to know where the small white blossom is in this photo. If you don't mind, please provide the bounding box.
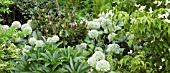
[11,21,21,29]
[165,19,170,23]
[135,4,140,7]
[95,47,103,52]
[87,57,97,67]
[138,5,146,12]
[166,0,170,5]
[96,60,110,72]
[21,24,30,30]
[92,51,105,60]
[148,7,153,13]
[22,45,32,53]
[88,30,99,39]
[108,33,117,42]
[161,58,165,62]
[128,50,133,54]
[36,40,44,47]
[52,35,60,42]
[101,19,112,29]
[159,66,162,69]
[29,37,37,45]
[128,34,134,40]
[27,19,32,25]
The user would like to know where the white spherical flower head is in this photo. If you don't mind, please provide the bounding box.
[22,45,32,53]
[22,26,32,35]
[80,43,87,49]
[52,35,60,42]
[101,18,112,29]
[21,24,30,31]
[108,33,117,42]
[96,60,110,72]
[106,43,120,53]
[88,30,99,39]
[95,47,103,52]
[36,40,44,47]
[29,37,37,45]
[92,51,105,60]
[11,21,21,29]
[87,21,100,29]
[3,25,9,31]
[87,57,97,67]
[47,37,53,43]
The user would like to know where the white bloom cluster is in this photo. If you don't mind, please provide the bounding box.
[153,1,162,6]
[106,43,120,53]
[158,12,169,18]
[29,37,37,45]
[47,35,60,43]
[96,60,110,72]
[148,7,153,14]
[95,47,103,52]
[36,40,44,47]
[88,30,98,39]
[138,5,146,12]
[92,51,105,60]
[127,34,135,40]
[108,33,117,42]
[87,21,100,29]
[11,21,21,29]
[22,45,31,53]
[80,43,87,49]
[164,19,170,23]
[87,57,97,67]
[101,18,112,29]
[166,0,170,5]
[2,25,9,31]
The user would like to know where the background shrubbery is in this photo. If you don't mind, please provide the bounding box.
[1,0,170,73]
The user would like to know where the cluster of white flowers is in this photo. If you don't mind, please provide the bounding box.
[11,21,21,29]
[87,51,110,72]
[87,21,100,29]
[108,33,117,42]
[153,1,162,6]
[106,43,120,53]
[158,12,169,18]
[95,47,103,52]
[88,30,99,39]
[36,40,44,47]
[166,0,170,5]
[22,45,32,53]
[138,5,146,12]
[2,25,9,31]
[47,35,60,43]
[127,34,135,40]
[95,60,110,72]
[29,37,37,45]
[148,7,153,14]
[164,19,170,23]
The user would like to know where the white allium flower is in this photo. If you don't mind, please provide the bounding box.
[101,19,112,29]
[96,60,110,72]
[165,19,170,23]
[92,51,105,60]
[11,21,21,29]
[29,37,37,45]
[138,5,146,12]
[80,43,87,49]
[36,40,44,47]
[22,45,32,53]
[106,43,120,53]
[128,50,133,54]
[87,57,97,67]
[88,30,99,39]
[108,33,117,42]
[95,47,103,52]
[158,14,164,18]
[52,35,60,42]
[159,66,162,69]
[87,21,100,29]
[22,26,32,35]
[3,25,9,31]
[21,24,30,30]
[47,37,53,43]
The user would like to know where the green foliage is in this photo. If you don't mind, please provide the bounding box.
[0,0,13,22]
